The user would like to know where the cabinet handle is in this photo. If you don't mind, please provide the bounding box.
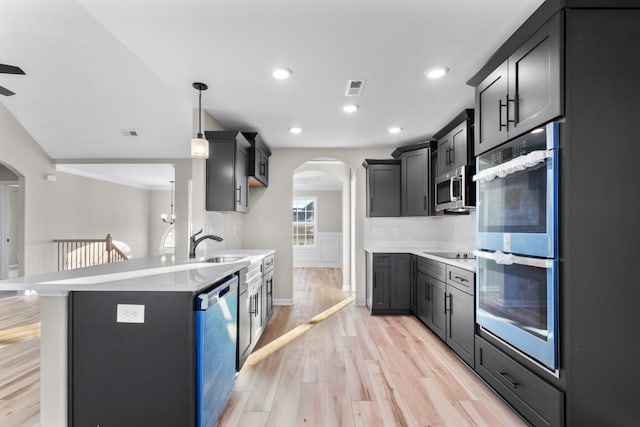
[260,162,266,176]
[449,147,454,165]
[444,293,451,313]
[507,97,517,125]
[423,195,427,211]
[370,197,374,211]
[235,186,241,203]
[454,275,467,282]
[498,371,519,389]
[498,99,508,130]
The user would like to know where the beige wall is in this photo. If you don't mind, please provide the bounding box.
[149,189,173,255]
[7,186,19,265]
[241,148,391,305]
[294,190,342,232]
[0,164,18,180]
[51,172,151,259]
[0,102,56,275]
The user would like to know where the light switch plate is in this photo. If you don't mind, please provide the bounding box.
[116,304,145,323]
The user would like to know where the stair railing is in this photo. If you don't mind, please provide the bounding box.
[53,234,128,271]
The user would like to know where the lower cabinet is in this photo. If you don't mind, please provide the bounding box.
[415,257,475,367]
[475,336,565,427]
[368,253,411,314]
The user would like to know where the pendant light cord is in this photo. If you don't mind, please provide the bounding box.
[197,89,203,139]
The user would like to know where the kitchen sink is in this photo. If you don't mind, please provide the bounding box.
[205,256,246,264]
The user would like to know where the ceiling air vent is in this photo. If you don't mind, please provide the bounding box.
[345,80,365,96]
[120,129,139,136]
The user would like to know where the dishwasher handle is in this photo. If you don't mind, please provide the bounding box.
[195,275,238,311]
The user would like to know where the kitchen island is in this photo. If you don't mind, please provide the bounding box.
[0,249,274,427]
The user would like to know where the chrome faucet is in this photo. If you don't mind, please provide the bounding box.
[189,229,224,258]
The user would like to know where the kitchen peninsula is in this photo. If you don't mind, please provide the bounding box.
[0,250,274,427]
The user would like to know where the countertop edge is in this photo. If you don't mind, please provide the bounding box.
[364,248,476,272]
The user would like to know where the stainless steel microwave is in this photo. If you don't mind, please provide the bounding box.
[434,165,475,213]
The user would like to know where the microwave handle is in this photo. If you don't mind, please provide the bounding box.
[449,177,458,201]
[473,250,554,269]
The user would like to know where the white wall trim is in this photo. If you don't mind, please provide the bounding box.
[274,298,294,306]
[294,232,342,268]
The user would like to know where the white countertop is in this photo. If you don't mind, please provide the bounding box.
[364,247,476,272]
[0,249,274,295]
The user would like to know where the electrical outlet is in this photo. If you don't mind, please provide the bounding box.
[116,304,145,323]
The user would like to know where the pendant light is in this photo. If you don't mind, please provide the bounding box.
[191,82,209,159]
[161,180,176,224]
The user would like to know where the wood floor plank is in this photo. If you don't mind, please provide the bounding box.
[265,358,305,427]
[216,391,250,427]
[352,401,384,427]
[295,382,325,427]
[325,351,355,427]
[236,411,269,427]
[365,359,411,427]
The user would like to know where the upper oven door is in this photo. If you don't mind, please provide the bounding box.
[475,122,559,258]
[474,250,558,370]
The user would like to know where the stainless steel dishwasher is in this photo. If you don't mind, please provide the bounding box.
[195,274,238,427]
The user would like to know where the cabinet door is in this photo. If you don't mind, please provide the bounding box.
[401,148,430,216]
[260,148,269,185]
[446,286,475,367]
[416,272,429,325]
[235,146,249,213]
[251,288,262,344]
[367,165,400,217]
[372,266,390,310]
[238,290,252,364]
[508,12,562,138]
[429,278,447,340]
[437,133,451,177]
[410,256,417,313]
[390,254,411,310]
[450,122,468,171]
[475,61,509,156]
[263,269,274,321]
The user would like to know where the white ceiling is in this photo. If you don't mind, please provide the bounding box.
[56,163,175,190]
[0,0,544,161]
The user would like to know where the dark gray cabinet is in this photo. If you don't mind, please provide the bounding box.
[415,257,475,367]
[368,253,411,314]
[363,159,400,217]
[243,132,271,187]
[205,131,250,213]
[399,147,430,216]
[434,110,474,177]
[474,12,562,155]
[262,254,274,323]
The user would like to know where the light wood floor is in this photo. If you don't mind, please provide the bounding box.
[0,294,40,427]
[255,268,351,350]
[218,268,526,427]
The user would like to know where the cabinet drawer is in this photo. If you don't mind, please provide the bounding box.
[417,257,445,281]
[475,337,564,426]
[263,254,275,272]
[373,254,391,267]
[446,266,474,295]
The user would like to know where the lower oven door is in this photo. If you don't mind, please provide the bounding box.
[474,250,558,370]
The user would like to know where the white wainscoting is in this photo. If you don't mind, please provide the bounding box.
[294,232,342,268]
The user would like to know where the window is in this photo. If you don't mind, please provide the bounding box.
[161,225,175,253]
[293,197,316,246]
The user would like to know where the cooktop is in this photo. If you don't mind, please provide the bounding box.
[422,251,475,260]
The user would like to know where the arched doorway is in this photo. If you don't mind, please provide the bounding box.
[291,159,354,303]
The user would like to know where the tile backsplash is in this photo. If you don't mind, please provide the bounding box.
[364,212,476,251]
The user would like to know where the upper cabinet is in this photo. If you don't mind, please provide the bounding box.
[433,109,474,178]
[363,159,401,217]
[392,142,432,217]
[204,131,250,213]
[475,12,563,155]
[242,132,271,187]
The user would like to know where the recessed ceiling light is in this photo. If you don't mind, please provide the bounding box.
[425,66,449,79]
[273,67,292,80]
[531,127,545,134]
[343,104,359,113]
[289,127,302,134]
[388,127,402,134]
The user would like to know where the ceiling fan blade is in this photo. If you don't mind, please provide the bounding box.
[0,64,25,75]
[0,85,16,96]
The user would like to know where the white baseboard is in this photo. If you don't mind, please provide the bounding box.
[274,298,294,306]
